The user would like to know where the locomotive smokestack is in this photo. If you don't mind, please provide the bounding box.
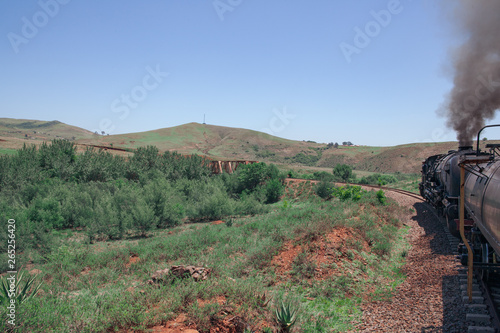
[458,145,472,152]
[440,0,500,146]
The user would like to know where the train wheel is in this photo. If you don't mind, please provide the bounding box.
[446,214,460,239]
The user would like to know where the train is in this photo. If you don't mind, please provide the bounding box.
[419,125,500,272]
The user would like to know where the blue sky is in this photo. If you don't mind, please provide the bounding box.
[1,0,499,146]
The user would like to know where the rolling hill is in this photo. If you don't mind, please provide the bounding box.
[0,118,478,173]
[0,118,97,153]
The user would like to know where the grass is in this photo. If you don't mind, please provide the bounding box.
[0,148,17,155]
[0,189,413,332]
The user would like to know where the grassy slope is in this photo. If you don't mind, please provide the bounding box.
[0,118,97,150]
[80,122,313,160]
[2,189,410,332]
[1,117,491,173]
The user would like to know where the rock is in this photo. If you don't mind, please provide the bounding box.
[148,265,211,285]
[147,268,171,284]
[170,265,211,281]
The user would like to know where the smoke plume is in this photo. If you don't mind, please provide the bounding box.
[442,0,500,146]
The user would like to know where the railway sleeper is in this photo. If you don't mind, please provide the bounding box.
[438,212,498,332]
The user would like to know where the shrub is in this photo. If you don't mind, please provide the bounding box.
[233,196,269,216]
[292,152,320,166]
[131,199,157,237]
[87,196,122,242]
[312,171,335,182]
[314,180,334,199]
[358,173,398,186]
[192,191,233,220]
[26,197,65,230]
[265,179,284,204]
[376,190,387,205]
[236,162,269,192]
[331,185,366,201]
[142,179,185,228]
[333,164,354,182]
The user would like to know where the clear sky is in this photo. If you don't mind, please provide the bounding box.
[1,0,499,146]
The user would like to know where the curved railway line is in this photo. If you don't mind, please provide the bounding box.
[287,177,499,331]
[373,183,499,332]
[383,184,500,332]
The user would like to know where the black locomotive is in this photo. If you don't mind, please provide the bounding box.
[420,126,500,270]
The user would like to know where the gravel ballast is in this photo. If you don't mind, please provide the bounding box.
[353,193,469,332]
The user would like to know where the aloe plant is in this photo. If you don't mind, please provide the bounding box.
[0,270,43,305]
[275,302,297,332]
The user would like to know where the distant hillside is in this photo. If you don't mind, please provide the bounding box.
[78,122,318,160]
[77,122,470,173]
[0,118,96,151]
[0,118,486,174]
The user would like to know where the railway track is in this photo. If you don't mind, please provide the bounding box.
[289,178,500,331]
[285,178,425,201]
[383,185,500,332]
[362,182,500,331]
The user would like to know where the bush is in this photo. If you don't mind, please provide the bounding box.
[333,164,354,182]
[191,190,233,220]
[331,185,366,201]
[376,190,387,205]
[312,171,335,182]
[236,162,269,192]
[87,196,122,242]
[314,180,334,199]
[26,197,65,230]
[265,179,284,204]
[292,152,320,166]
[358,173,397,186]
[131,199,157,237]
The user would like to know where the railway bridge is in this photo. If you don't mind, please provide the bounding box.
[208,160,257,174]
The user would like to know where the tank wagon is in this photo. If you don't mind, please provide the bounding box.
[420,125,500,271]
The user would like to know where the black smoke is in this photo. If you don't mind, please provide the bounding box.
[441,0,500,146]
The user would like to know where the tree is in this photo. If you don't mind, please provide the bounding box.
[334,142,339,149]
[333,164,353,182]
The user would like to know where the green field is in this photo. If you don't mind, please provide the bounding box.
[0,140,414,332]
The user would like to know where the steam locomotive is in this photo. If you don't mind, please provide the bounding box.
[419,125,500,271]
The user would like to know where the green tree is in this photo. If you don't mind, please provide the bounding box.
[265,179,284,204]
[333,164,353,182]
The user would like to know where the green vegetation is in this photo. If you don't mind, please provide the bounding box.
[0,148,17,155]
[0,140,285,264]
[290,151,322,166]
[0,271,43,305]
[0,140,412,332]
[332,164,354,183]
[275,302,297,332]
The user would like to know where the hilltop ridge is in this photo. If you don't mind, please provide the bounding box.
[0,117,468,173]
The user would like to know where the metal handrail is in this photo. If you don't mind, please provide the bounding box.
[476,124,500,156]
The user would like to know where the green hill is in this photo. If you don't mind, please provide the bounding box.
[0,118,97,153]
[0,118,481,173]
